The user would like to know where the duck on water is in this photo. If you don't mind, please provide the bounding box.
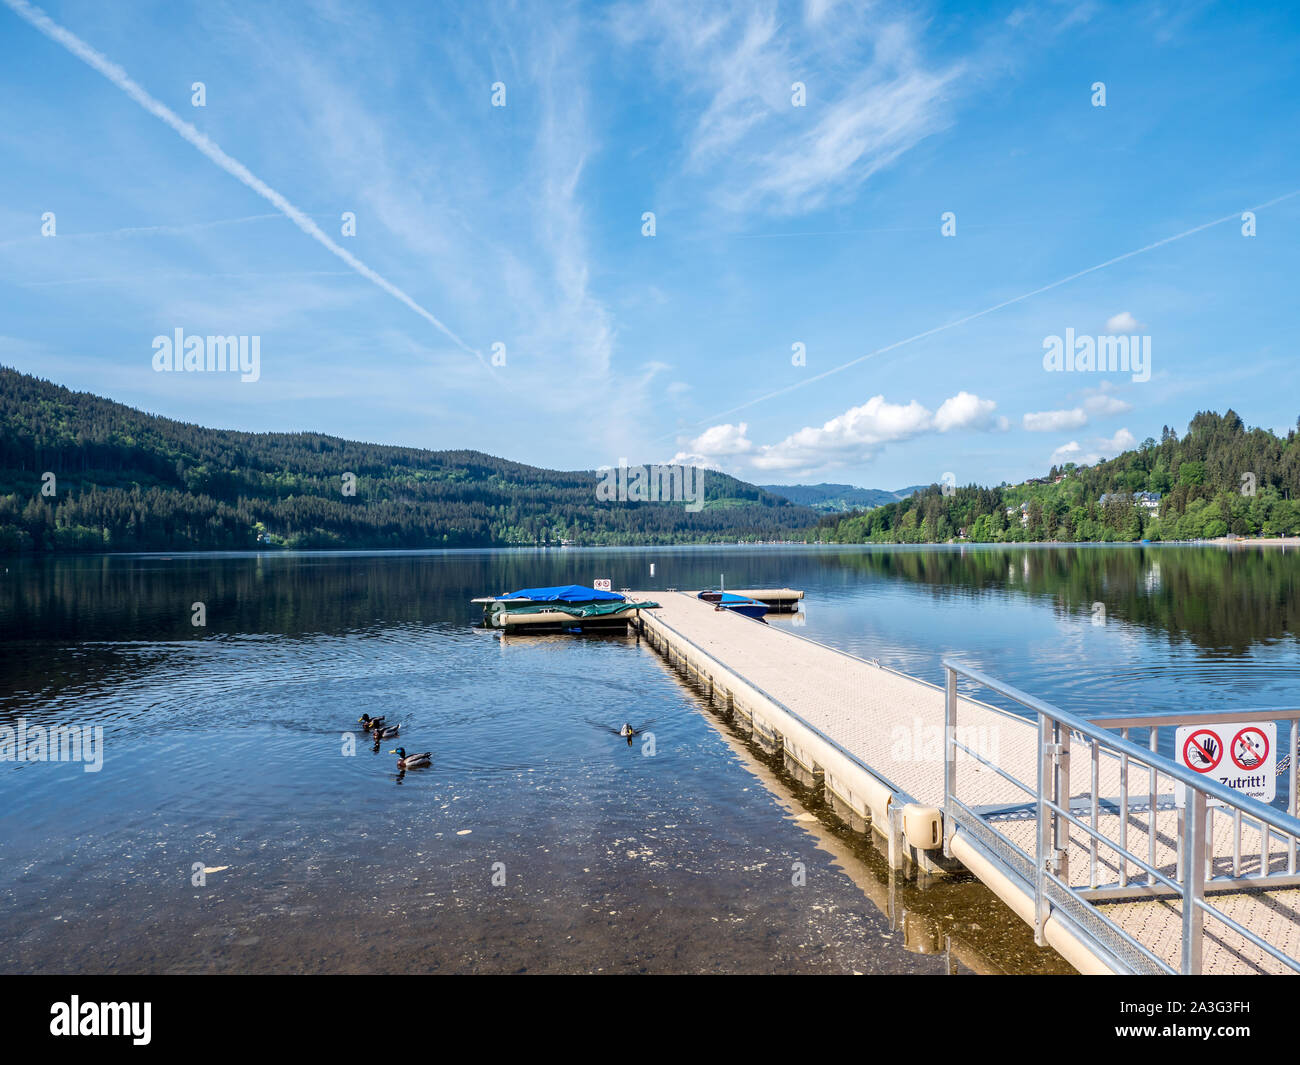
[390,747,431,770]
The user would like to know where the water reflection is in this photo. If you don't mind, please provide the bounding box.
[0,544,1295,974]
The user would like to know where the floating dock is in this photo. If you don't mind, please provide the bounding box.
[633,591,1300,975]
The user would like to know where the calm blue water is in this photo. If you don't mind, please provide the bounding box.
[1,544,1295,973]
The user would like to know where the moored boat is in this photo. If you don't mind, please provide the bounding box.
[697,590,769,621]
[472,585,659,631]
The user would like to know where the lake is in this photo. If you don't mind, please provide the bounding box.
[2,543,1296,974]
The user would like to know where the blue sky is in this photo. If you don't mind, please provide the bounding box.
[1,0,1298,489]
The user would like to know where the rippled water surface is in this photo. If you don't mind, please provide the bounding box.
[2,544,1296,973]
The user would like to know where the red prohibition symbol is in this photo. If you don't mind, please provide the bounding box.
[1183,729,1222,773]
[1231,727,1269,772]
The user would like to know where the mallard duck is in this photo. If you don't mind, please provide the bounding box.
[391,746,431,770]
[371,721,401,739]
[359,714,387,732]
[586,718,650,747]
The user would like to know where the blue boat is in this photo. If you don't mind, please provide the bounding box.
[698,590,768,622]
[472,584,659,630]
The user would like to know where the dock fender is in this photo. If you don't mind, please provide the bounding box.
[901,804,943,851]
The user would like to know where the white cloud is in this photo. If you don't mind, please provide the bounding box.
[751,396,933,471]
[1101,427,1137,453]
[687,421,756,457]
[1026,382,1133,433]
[1024,408,1088,432]
[675,391,1002,476]
[1105,311,1143,333]
[1049,440,1083,464]
[1081,386,1133,416]
[1048,427,1137,467]
[669,422,753,467]
[935,390,1003,432]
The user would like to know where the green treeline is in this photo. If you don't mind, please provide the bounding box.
[7,366,1297,554]
[817,411,1300,544]
[0,368,815,552]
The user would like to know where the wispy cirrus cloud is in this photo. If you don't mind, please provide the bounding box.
[0,0,486,364]
[610,0,964,215]
[224,0,616,397]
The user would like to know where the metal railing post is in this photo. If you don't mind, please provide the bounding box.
[943,664,958,859]
[1176,803,1185,882]
[1232,810,1242,879]
[1036,712,1051,946]
[1205,806,1213,883]
[1057,722,1070,887]
[1291,720,1298,876]
[1183,788,1207,974]
[1119,728,1130,888]
[1148,727,1159,887]
[1090,738,1100,889]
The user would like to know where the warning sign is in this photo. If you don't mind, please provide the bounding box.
[593,579,612,591]
[1175,721,1276,808]
[1182,729,1222,773]
[1231,727,1269,772]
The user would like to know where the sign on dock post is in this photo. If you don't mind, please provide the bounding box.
[593,579,612,591]
[1174,721,1276,808]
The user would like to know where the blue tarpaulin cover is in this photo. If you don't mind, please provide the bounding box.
[496,585,626,603]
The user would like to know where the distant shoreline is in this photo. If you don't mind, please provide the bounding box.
[1213,535,1300,548]
[6,537,1300,559]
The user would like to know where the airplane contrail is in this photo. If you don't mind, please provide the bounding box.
[0,212,283,248]
[658,187,1300,445]
[2,0,486,367]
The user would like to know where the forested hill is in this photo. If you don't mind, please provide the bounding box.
[0,368,815,552]
[759,482,925,512]
[816,411,1300,544]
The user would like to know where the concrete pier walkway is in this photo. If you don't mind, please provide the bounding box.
[632,592,1300,975]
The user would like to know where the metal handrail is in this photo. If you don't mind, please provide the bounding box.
[943,658,1300,975]
[1091,708,1300,729]
[947,661,1300,833]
